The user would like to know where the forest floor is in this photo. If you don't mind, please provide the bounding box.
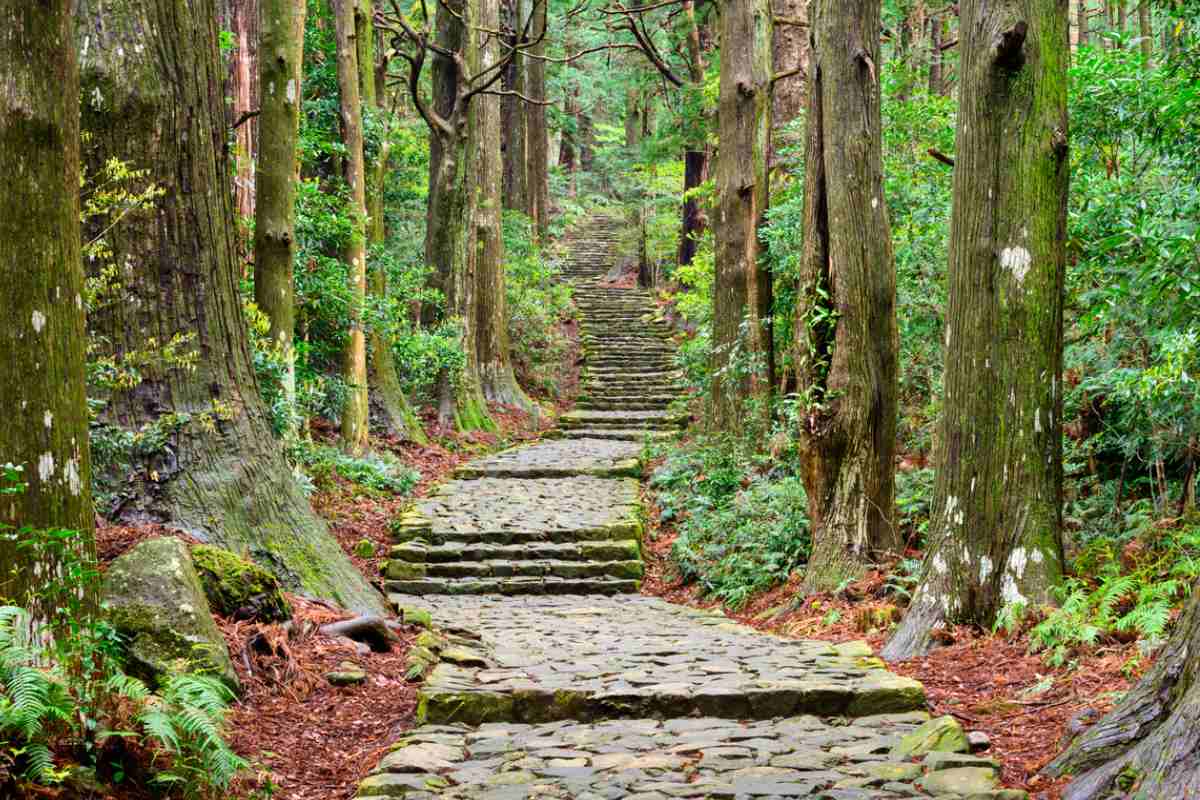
[91,405,558,800]
[640,485,1142,800]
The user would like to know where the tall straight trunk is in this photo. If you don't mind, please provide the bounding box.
[474,0,533,411]
[771,0,808,152]
[578,110,596,171]
[1117,0,1127,38]
[0,0,95,618]
[254,0,306,429]
[677,0,709,267]
[711,0,773,431]
[1078,0,1090,45]
[883,0,1068,661]
[526,0,550,238]
[423,0,493,431]
[501,0,528,211]
[558,85,578,175]
[357,0,425,442]
[334,0,370,452]
[78,0,385,615]
[231,0,259,224]
[795,0,900,593]
[929,11,945,93]
[626,83,651,287]
[1138,0,1152,65]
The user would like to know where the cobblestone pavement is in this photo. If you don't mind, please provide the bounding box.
[356,222,1024,798]
[454,439,644,479]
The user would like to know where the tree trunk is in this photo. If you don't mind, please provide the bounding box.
[1138,0,1152,65]
[501,0,528,212]
[474,0,534,412]
[771,0,808,154]
[78,0,385,615]
[0,0,95,618]
[526,0,550,238]
[231,0,259,225]
[794,0,901,593]
[1045,581,1200,798]
[356,0,425,442]
[334,0,370,453]
[929,11,945,93]
[1079,0,1090,46]
[677,0,709,267]
[711,0,773,432]
[883,0,1068,661]
[254,0,305,431]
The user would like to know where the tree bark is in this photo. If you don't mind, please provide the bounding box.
[883,0,1068,661]
[254,0,306,430]
[711,0,773,432]
[771,0,808,153]
[501,0,528,211]
[474,0,534,412]
[1138,0,1152,65]
[231,0,259,225]
[1045,581,1200,798]
[357,0,425,443]
[78,0,385,615]
[794,0,901,593]
[526,0,550,238]
[677,0,709,267]
[0,0,95,617]
[929,11,945,94]
[1078,0,1090,46]
[334,0,370,453]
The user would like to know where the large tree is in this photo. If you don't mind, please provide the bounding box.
[0,0,95,616]
[78,0,385,615]
[1046,582,1200,797]
[526,0,550,239]
[357,0,426,443]
[334,0,371,452]
[254,0,306,428]
[883,0,1068,660]
[793,0,900,592]
[710,0,774,431]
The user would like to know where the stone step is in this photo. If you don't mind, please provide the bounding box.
[584,363,677,375]
[412,526,640,546]
[384,576,641,596]
[577,400,673,412]
[390,539,641,564]
[386,557,644,582]
[557,427,679,442]
[452,438,642,479]
[561,409,688,429]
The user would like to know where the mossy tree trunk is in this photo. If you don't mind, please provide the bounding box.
[794,0,900,593]
[0,0,95,617]
[78,0,385,616]
[883,0,1068,661]
[474,0,534,412]
[253,0,306,429]
[526,0,550,239]
[1046,581,1200,798]
[334,0,370,453]
[710,0,773,432]
[501,0,529,212]
[357,0,425,443]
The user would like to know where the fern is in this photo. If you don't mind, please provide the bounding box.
[141,675,247,798]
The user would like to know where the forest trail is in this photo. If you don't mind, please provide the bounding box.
[352,220,1008,799]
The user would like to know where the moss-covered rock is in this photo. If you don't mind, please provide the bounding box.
[190,544,291,622]
[890,714,970,758]
[102,537,238,690]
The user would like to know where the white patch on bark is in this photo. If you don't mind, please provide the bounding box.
[38,452,54,482]
[1002,574,1026,605]
[1034,408,1042,433]
[1030,549,1044,565]
[31,310,46,333]
[286,79,297,103]
[970,477,976,494]
[75,293,83,310]
[980,556,993,582]
[43,411,52,429]
[1001,246,1032,285]
[64,458,81,496]
[1009,547,1028,578]
[933,552,947,574]
[871,197,879,209]
[268,81,276,96]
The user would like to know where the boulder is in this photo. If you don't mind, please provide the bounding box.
[916,765,999,795]
[890,714,970,758]
[190,544,291,622]
[102,537,238,690]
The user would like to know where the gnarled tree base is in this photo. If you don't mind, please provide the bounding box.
[1045,584,1200,800]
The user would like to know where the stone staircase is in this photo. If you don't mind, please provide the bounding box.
[379,217,683,597]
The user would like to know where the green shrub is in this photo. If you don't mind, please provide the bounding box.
[291,441,420,494]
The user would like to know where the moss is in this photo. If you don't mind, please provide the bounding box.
[191,544,291,622]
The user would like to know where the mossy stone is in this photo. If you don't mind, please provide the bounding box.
[890,714,970,758]
[102,537,238,691]
[190,544,291,622]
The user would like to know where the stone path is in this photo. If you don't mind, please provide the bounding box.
[358,220,1023,798]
